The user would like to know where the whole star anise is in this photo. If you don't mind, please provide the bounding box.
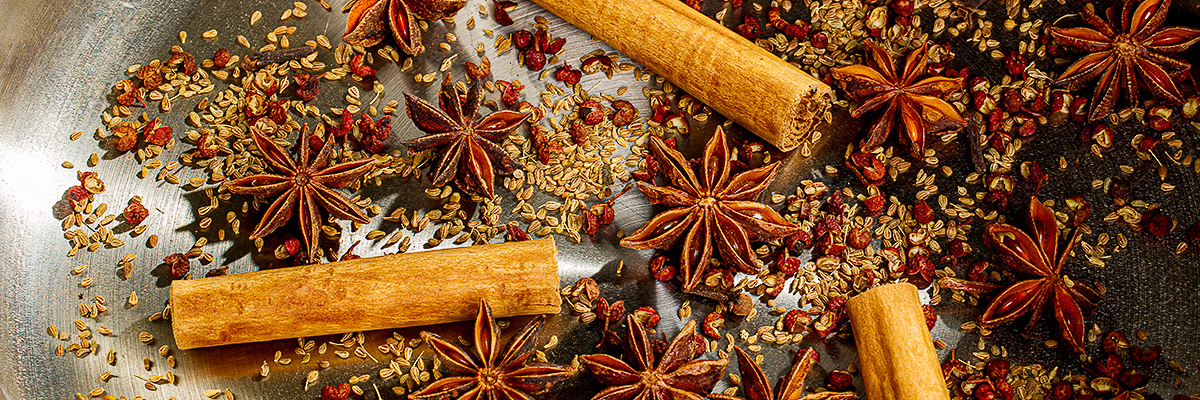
[579,315,728,400]
[944,197,1103,353]
[223,126,375,260]
[343,0,467,55]
[412,299,571,398]
[831,41,966,158]
[711,347,857,400]
[1049,0,1200,121]
[620,127,799,293]
[401,74,528,198]
[412,300,574,400]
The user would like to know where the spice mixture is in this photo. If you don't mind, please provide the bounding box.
[44,0,1200,398]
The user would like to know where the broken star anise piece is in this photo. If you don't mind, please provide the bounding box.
[831,41,966,159]
[343,0,466,56]
[400,74,529,199]
[412,300,573,400]
[619,127,799,292]
[980,197,1102,353]
[580,315,727,400]
[222,126,376,260]
[711,347,857,400]
[1049,0,1200,121]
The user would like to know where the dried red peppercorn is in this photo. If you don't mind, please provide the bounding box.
[66,186,90,208]
[492,0,515,25]
[735,15,760,39]
[496,80,524,108]
[913,201,935,224]
[633,306,660,328]
[554,63,582,86]
[292,72,319,101]
[811,31,829,48]
[782,309,811,333]
[1003,51,1027,76]
[505,224,530,241]
[827,370,853,391]
[776,251,800,276]
[320,382,352,400]
[1141,209,1173,238]
[212,48,232,68]
[1132,345,1161,363]
[922,304,937,330]
[523,48,546,71]
[986,359,1010,380]
[348,54,375,77]
[609,100,637,126]
[164,253,189,279]
[512,30,533,50]
[907,254,935,285]
[701,312,723,338]
[123,202,149,226]
[974,383,997,400]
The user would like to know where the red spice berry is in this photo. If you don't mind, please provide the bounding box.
[782,309,811,333]
[1001,89,1024,114]
[913,201,935,224]
[164,253,189,279]
[578,100,605,125]
[776,253,801,276]
[906,255,935,285]
[506,224,531,241]
[633,306,661,328]
[1050,381,1073,400]
[145,126,171,146]
[735,15,760,39]
[320,382,352,400]
[1148,115,1171,131]
[890,0,914,16]
[512,30,533,50]
[1132,345,1162,363]
[827,370,854,391]
[1003,51,1027,76]
[922,304,937,330]
[116,129,139,152]
[523,48,546,71]
[847,227,871,249]
[569,121,588,146]
[492,0,515,25]
[609,100,638,127]
[79,171,105,194]
[1141,209,1173,238]
[811,31,829,48]
[348,54,375,77]
[986,359,1010,380]
[554,64,582,86]
[497,80,523,108]
[282,237,302,256]
[66,186,90,208]
[701,312,723,338]
[292,72,319,101]
[864,193,885,213]
[545,37,566,55]
[212,48,232,69]
[974,383,997,400]
[123,202,149,226]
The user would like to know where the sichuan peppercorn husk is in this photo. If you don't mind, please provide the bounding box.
[847,283,950,400]
[531,0,831,152]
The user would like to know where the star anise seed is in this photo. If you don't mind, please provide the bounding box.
[223,126,375,260]
[401,74,528,199]
[412,300,573,400]
[620,127,799,292]
[1049,0,1200,121]
[831,41,967,159]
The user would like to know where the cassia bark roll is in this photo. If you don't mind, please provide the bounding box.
[847,283,951,400]
[531,0,831,152]
[171,238,561,349]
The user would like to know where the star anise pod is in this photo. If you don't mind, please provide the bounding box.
[711,347,857,400]
[413,300,573,400]
[1049,0,1200,121]
[620,127,798,292]
[223,126,375,260]
[401,74,528,199]
[831,41,966,158]
[343,0,467,55]
[970,197,1102,353]
[580,315,728,400]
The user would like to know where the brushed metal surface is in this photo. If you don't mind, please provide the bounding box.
[0,0,1197,399]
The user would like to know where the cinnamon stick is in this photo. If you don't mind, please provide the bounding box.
[170,238,561,350]
[846,283,950,400]
[531,0,830,152]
